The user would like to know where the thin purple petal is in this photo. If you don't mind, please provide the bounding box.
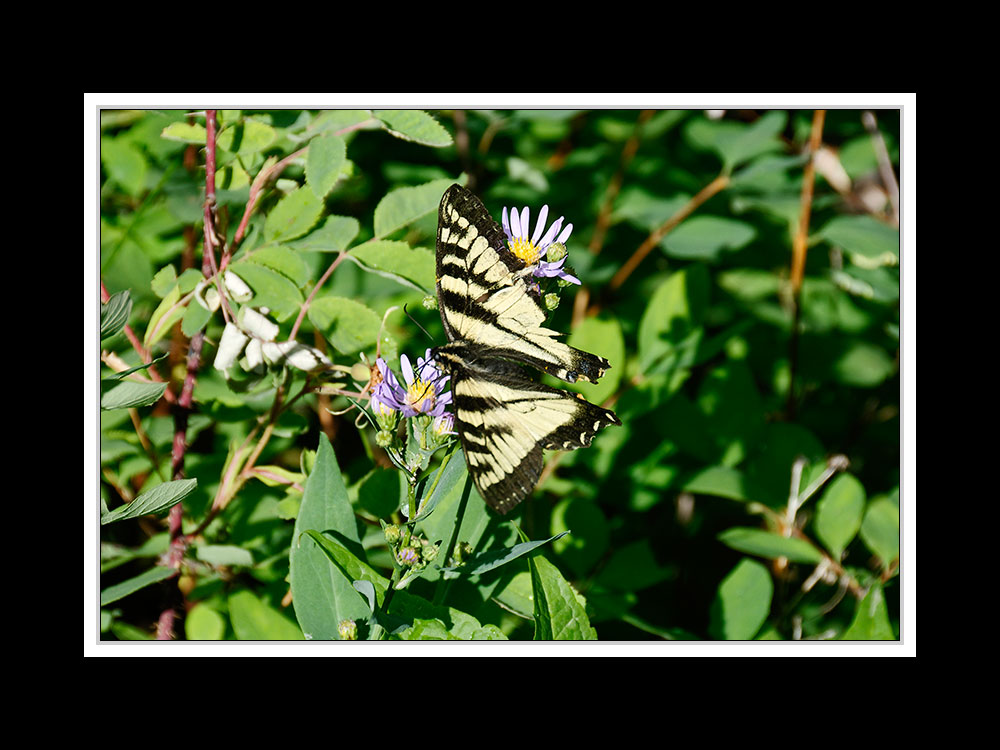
[557,223,573,245]
[532,205,549,246]
[400,354,414,386]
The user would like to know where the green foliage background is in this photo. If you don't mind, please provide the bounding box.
[97,107,902,643]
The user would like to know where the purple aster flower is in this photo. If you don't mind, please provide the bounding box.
[375,351,452,418]
[370,357,403,417]
[501,201,581,285]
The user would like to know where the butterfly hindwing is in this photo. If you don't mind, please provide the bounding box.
[437,343,621,514]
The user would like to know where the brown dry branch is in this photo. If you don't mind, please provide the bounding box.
[608,173,731,294]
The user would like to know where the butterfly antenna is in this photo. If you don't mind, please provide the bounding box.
[403,304,435,342]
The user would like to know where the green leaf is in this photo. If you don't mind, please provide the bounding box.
[300,530,390,605]
[100,379,168,410]
[661,216,756,261]
[814,473,866,559]
[445,531,571,577]
[637,266,708,373]
[564,315,624,406]
[217,118,277,154]
[195,544,254,567]
[101,137,148,196]
[859,498,899,570]
[264,186,324,243]
[286,215,360,253]
[528,554,597,640]
[101,290,132,340]
[101,478,197,524]
[551,498,609,577]
[833,341,895,388]
[306,133,347,198]
[290,434,369,640]
[685,110,786,170]
[709,558,773,639]
[374,110,452,147]
[308,295,391,357]
[842,582,896,640]
[100,566,175,606]
[228,589,304,640]
[185,604,226,640]
[683,466,749,501]
[181,297,212,337]
[816,215,899,263]
[357,468,405,518]
[348,240,436,293]
[718,528,824,564]
[144,282,185,348]
[160,122,206,144]
[594,539,672,591]
[373,178,456,238]
[227,261,303,321]
[243,245,311,288]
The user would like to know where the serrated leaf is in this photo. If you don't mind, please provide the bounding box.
[160,122,207,144]
[243,245,311,288]
[290,434,370,640]
[286,215,360,253]
[181,297,212,337]
[100,478,197,524]
[227,261,303,321]
[100,379,168,410]
[217,118,277,154]
[264,186,324,243]
[348,239,436,292]
[373,178,456,238]
[709,558,773,639]
[718,527,824,564]
[101,290,132,340]
[814,473,866,559]
[228,589,304,640]
[100,566,175,606]
[374,110,452,147]
[528,553,597,640]
[306,133,346,198]
[308,295,391,357]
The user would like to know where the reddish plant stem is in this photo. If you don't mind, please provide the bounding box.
[289,251,347,340]
[159,109,220,639]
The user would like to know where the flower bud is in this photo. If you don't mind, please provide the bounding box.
[546,242,567,263]
[544,292,560,311]
[376,430,394,448]
[383,524,401,545]
[338,619,358,640]
[422,294,438,311]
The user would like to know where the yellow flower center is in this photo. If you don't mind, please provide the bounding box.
[509,236,541,265]
[406,379,436,412]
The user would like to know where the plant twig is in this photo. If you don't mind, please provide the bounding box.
[786,109,826,419]
[608,173,730,293]
[862,110,900,227]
